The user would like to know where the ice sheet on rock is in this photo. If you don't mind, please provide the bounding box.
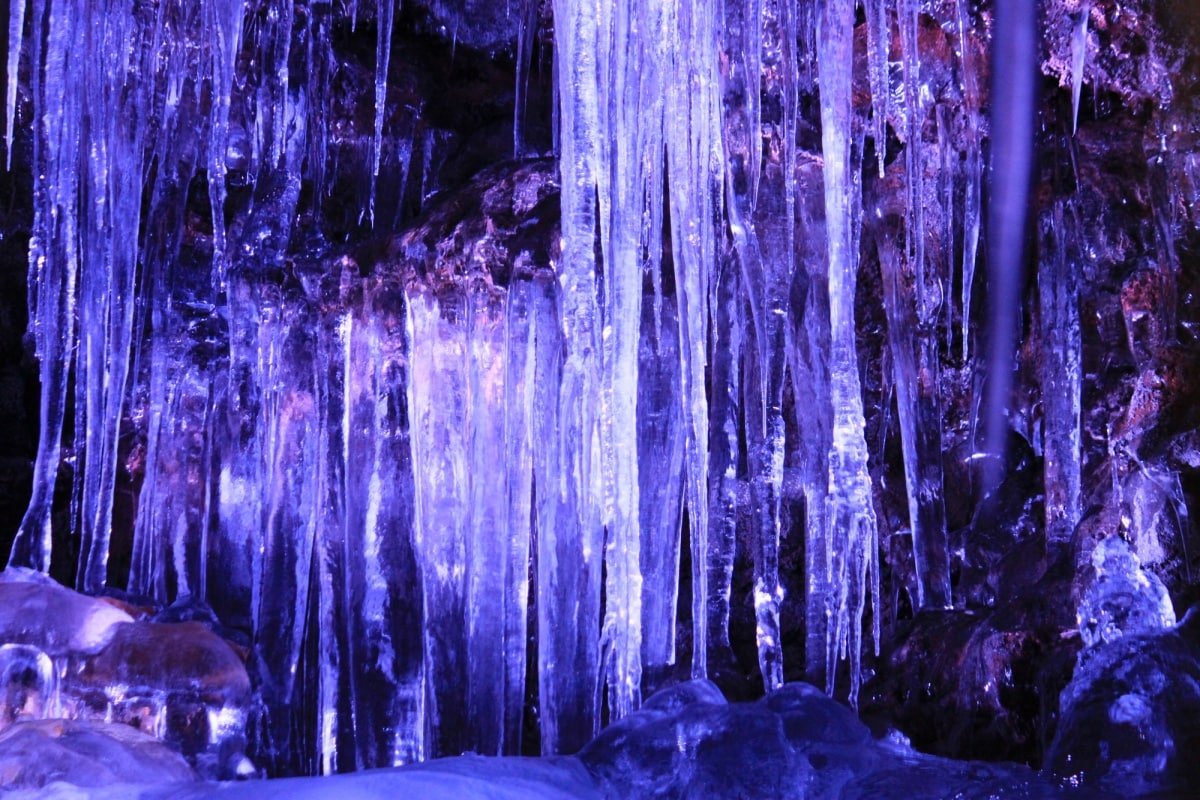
[0,719,197,792]
[135,755,602,800]
[0,644,59,723]
[1077,535,1175,650]
[79,621,251,707]
[0,569,133,655]
[1048,610,1200,794]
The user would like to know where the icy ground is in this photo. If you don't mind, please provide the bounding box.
[0,677,1134,799]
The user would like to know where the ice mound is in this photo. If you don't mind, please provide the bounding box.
[0,718,195,792]
[0,573,253,780]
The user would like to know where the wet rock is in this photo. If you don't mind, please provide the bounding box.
[1046,608,1200,794]
[79,621,251,707]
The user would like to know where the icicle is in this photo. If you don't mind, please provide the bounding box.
[595,0,647,720]
[406,293,471,757]
[665,0,719,681]
[500,281,536,754]
[865,0,890,178]
[4,0,25,170]
[818,0,879,705]
[877,222,952,609]
[533,274,602,755]
[1070,3,1091,136]
[738,0,798,693]
[337,273,426,769]
[513,0,540,156]
[205,0,245,289]
[956,0,982,362]
[872,3,952,611]
[638,298,685,685]
[1040,200,1082,544]
[370,0,395,224]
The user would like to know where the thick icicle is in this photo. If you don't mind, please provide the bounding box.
[955,0,983,362]
[595,0,648,720]
[818,0,880,705]
[665,0,720,681]
[739,0,799,694]
[712,0,758,674]
[1039,201,1082,544]
[9,0,77,574]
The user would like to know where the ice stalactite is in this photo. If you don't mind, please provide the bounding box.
[664,0,720,682]
[1039,200,1082,544]
[878,0,952,611]
[370,0,395,223]
[545,0,605,754]
[1070,3,1092,135]
[740,0,797,694]
[818,0,879,704]
[955,0,984,363]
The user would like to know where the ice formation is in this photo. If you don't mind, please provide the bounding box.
[1,0,1194,784]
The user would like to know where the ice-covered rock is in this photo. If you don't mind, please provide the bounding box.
[79,621,251,707]
[0,718,196,792]
[0,569,133,656]
[0,644,58,723]
[1046,607,1200,794]
[1076,535,1175,649]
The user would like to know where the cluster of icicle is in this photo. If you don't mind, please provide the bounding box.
[0,0,1030,775]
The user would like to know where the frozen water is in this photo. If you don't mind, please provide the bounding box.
[1077,535,1175,650]
[0,569,132,655]
[0,719,197,793]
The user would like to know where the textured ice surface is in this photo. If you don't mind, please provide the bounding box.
[1077,535,1175,649]
[0,719,196,792]
[0,679,1149,799]
[0,570,133,656]
[1048,609,1200,794]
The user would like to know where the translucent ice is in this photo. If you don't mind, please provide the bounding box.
[1077,535,1175,650]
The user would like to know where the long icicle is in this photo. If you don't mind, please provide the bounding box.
[818,0,879,706]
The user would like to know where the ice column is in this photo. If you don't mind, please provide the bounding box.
[818,0,880,704]
[665,0,720,681]
[1039,201,1082,544]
